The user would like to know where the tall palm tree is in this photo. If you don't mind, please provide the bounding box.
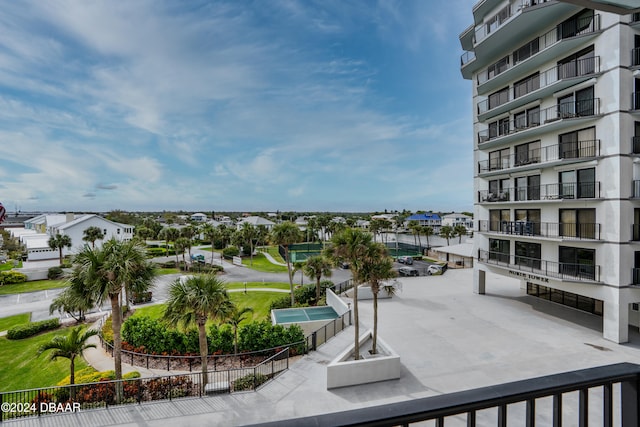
[440,225,455,246]
[241,223,257,266]
[360,248,396,355]
[454,224,468,243]
[48,234,72,265]
[159,227,180,263]
[202,223,219,264]
[49,266,95,322]
[76,238,155,385]
[82,226,104,249]
[422,226,434,251]
[175,237,190,268]
[38,326,98,386]
[303,255,333,303]
[324,228,376,360]
[164,275,233,390]
[270,222,303,306]
[226,305,254,355]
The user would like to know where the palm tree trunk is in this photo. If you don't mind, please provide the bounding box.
[70,356,76,385]
[110,293,124,402]
[198,321,209,391]
[59,247,63,265]
[316,276,321,303]
[372,289,378,355]
[285,247,295,306]
[234,326,239,355]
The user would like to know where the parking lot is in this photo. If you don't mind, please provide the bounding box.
[395,258,443,276]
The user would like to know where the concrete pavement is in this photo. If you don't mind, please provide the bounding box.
[6,268,640,426]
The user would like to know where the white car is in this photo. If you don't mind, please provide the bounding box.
[427,265,443,275]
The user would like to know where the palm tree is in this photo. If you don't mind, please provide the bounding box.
[82,226,104,249]
[77,238,155,385]
[202,223,219,264]
[159,227,180,263]
[324,228,376,360]
[241,223,257,266]
[49,266,95,322]
[164,275,233,391]
[225,305,254,355]
[454,224,468,243]
[360,248,396,355]
[439,225,455,246]
[270,222,303,306]
[38,326,98,386]
[303,255,333,303]
[422,226,434,251]
[48,234,72,265]
[175,237,190,268]
[293,261,305,286]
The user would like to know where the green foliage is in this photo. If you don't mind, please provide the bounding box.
[0,313,30,332]
[237,320,304,353]
[269,295,291,310]
[233,373,268,391]
[7,318,60,340]
[57,368,140,386]
[0,271,28,286]
[222,246,240,258]
[47,266,64,280]
[208,324,234,354]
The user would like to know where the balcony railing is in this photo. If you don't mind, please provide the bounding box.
[474,0,554,45]
[633,268,640,285]
[633,181,640,198]
[476,14,601,86]
[478,99,600,144]
[632,224,640,241]
[478,220,601,240]
[479,181,601,203]
[478,139,599,173]
[477,57,600,115]
[479,249,600,282]
[633,137,640,154]
[261,363,640,427]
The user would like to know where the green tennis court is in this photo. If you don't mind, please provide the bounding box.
[272,306,339,324]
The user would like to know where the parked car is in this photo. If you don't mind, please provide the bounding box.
[191,254,206,264]
[397,256,413,265]
[427,264,447,275]
[398,266,419,277]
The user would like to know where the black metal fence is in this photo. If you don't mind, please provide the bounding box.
[252,363,640,427]
[98,335,303,372]
[0,348,290,422]
[305,311,351,352]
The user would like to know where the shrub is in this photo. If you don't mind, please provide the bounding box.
[0,271,28,286]
[130,291,152,304]
[6,318,60,339]
[269,295,291,311]
[238,321,304,353]
[232,373,268,391]
[208,324,234,354]
[101,317,114,344]
[146,376,195,400]
[222,246,239,259]
[57,368,140,386]
[47,266,64,280]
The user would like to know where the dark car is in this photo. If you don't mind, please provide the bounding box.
[398,266,419,277]
[397,256,414,265]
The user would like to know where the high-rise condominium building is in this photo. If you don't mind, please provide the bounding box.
[460,0,640,343]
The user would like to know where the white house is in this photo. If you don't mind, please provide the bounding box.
[236,216,275,231]
[441,213,474,230]
[404,213,442,228]
[190,213,208,222]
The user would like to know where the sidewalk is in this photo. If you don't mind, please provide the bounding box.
[259,250,287,266]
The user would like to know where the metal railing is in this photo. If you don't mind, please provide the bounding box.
[633,268,640,286]
[477,57,599,115]
[632,92,640,111]
[475,14,600,85]
[305,311,351,352]
[478,220,601,240]
[478,249,600,282]
[254,363,640,427]
[479,181,601,203]
[478,140,599,173]
[632,224,640,241]
[478,99,600,143]
[633,47,640,67]
[0,348,290,422]
[633,136,640,154]
[633,180,640,198]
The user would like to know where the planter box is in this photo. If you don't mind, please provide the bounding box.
[327,329,401,389]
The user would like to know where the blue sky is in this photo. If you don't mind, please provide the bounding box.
[0,0,476,214]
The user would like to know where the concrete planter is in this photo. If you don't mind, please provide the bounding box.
[327,329,401,389]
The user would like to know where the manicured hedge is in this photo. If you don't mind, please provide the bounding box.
[48,266,64,280]
[0,271,28,286]
[6,318,60,339]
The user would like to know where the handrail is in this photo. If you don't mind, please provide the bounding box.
[250,363,640,426]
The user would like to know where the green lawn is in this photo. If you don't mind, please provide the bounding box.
[263,246,286,263]
[0,328,94,392]
[0,313,31,332]
[156,268,180,275]
[225,281,289,291]
[0,279,67,296]
[129,304,166,320]
[242,252,288,273]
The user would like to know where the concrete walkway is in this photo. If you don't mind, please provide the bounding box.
[8,268,640,426]
[259,250,287,266]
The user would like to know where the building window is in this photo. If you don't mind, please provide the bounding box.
[558,86,594,118]
[489,209,510,231]
[514,141,540,166]
[489,239,510,263]
[558,167,595,199]
[514,106,540,130]
[559,246,595,280]
[513,38,540,65]
[489,148,510,171]
[487,56,509,80]
[558,127,596,159]
[557,46,595,79]
[513,72,540,99]
[489,117,510,138]
[559,208,596,239]
[634,122,640,154]
[488,178,510,201]
[515,209,541,235]
[559,9,595,39]
[515,175,540,201]
[527,283,602,315]
[515,241,541,269]
[488,87,509,110]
